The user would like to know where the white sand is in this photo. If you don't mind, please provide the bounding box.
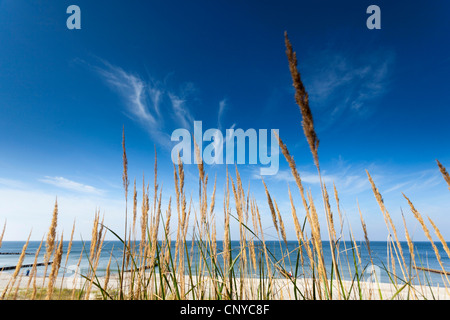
[1,272,449,300]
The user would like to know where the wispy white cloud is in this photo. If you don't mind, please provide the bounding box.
[168,93,194,129]
[304,48,395,126]
[379,169,442,195]
[0,178,28,189]
[39,176,105,195]
[92,60,197,147]
[95,61,160,126]
[258,167,369,194]
[261,161,447,206]
[218,99,227,130]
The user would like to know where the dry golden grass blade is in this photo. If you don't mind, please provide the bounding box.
[140,177,149,260]
[428,216,450,261]
[66,220,76,266]
[366,170,408,280]
[0,278,12,300]
[46,233,63,300]
[57,220,76,299]
[223,171,231,289]
[178,154,186,227]
[25,236,44,293]
[322,184,337,242]
[137,182,149,295]
[194,137,208,237]
[122,126,129,198]
[230,177,242,224]
[209,175,217,217]
[230,174,248,289]
[250,199,260,238]
[164,197,172,242]
[321,183,340,299]
[288,186,312,267]
[234,165,245,218]
[0,220,6,249]
[173,164,181,272]
[120,126,129,299]
[254,200,273,285]
[209,176,218,264]
[150,187,162,269]
[274,200,287,247]
[38,198,59,295]
[97,215,105,255]
[261,178,279,234]
[45,199,58,264]
[275,133,312,224]
[211,211,217,262]
[175,155,187,299]
[104,248,113,295]
[154,146,159,217]
[7,231,32,297]
[132,179,137,235]
[436,160,450,191]
[86,227,106,299]
[162,200,172,276]
[234,169,248,292]
[173,162,180,223]
[307,191,328,296]
[193,137,205,183]
[249,234,257,273]
[284,31,319,168]
[401,210,423,296]
[333,184,345,238]
[12,275,23,300]
[388,239,397,286]
[401,211,415,263]
[89,211,100,264]
[70,249,84,300]
[403,193,450,288]
[288,185,315,296]
[357,202,371,259]
[307,192,322,252]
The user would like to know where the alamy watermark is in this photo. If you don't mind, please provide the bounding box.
[66,5,81,30]
[171,121,279,175]
[366,5,381,30]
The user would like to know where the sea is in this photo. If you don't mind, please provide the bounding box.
[1,240,449,287]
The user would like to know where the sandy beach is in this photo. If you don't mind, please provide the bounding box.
[1,272,449,300]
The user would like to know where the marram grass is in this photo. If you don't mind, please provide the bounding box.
[1,33,450,300]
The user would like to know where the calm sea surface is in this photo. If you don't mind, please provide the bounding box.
[1,240,449,287]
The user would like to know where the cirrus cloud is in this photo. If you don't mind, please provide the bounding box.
[39,176,105,195]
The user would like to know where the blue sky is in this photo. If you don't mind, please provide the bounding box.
[0,0,449,241]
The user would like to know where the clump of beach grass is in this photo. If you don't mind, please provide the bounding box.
[1,32,450,301]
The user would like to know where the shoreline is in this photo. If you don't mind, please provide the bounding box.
[1,272,449,300]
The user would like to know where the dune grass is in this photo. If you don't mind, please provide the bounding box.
[1,33,450,300]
